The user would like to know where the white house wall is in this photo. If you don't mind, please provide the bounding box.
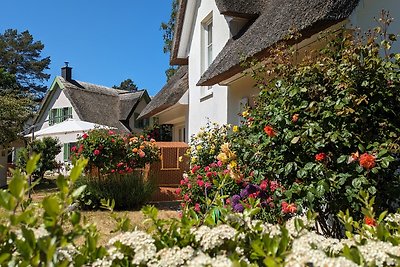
[37,132,83,164]
[227,76,261,126]
[37,84,79,131]
[188,0,231,140]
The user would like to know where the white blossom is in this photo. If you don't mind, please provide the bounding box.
[108,230,156,265]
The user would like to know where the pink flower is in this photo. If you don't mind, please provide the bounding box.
[187,183,192,189]
[111,139,115,143]
[194,203,201,212]
[180,180,186,185]
[197,180,204,187]
[117,162,124,168]
[270,180,280,192]
[108,130,115,135]
[139,150,146,158]
[206,172,213,178]
[175,187,181,195]
[205,182,211,189]
[217,161,223,167]
[70,146,77,152]
[93,149,101,156]
[111,169,115,173]
[82,133,89,139]
[184,194,190,202]
[260,180,268,191]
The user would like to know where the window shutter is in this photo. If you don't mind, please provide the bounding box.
[68,107,72,119]
[49,110,54,126]
[63,143,69,162]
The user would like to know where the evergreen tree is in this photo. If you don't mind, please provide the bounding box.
[112,79,138,91]
[161,0,179,80]
[0,29,51,96]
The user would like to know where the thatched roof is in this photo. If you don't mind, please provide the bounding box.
[138,66,188,119]
[171,0,189,65]
[172,0,360,86]
[214,0,266,18]
[58,77,148,132]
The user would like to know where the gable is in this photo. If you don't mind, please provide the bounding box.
[34,78,79,131]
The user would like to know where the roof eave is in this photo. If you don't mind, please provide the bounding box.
[197,18,348,86]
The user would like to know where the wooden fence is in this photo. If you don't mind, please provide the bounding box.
[148,142,189,202]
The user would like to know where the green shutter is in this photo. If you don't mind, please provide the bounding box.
[63,143,69,161]
[58,108,62,123]
[49,110,54,126]
[68,107,72,119]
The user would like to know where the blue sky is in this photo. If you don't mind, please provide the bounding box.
[0,0,173,96]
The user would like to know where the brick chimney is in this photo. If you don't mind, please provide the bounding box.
[61,62,72,81]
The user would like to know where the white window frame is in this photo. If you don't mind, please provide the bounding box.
[201,13,214,100]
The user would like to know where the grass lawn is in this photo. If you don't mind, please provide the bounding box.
[24,179,180,245]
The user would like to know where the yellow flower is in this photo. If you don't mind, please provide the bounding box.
[196,145,203,151]
[178,156,183,162]
[217,152,228,163]
[233,125,239,133]
[221,143,230,153]
[242,110,249,118]
[229,160,237,169]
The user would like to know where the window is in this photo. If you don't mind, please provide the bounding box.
[133,113,149,129]
[63,142,76,162]
[49,107,72,125]
[201,14,213,73]
[201,14,214,97]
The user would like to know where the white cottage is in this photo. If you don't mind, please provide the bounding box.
[167,0,400,141]
[33,65,151,164]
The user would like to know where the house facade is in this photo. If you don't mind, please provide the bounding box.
[170,0,400,141]
[138,66,189,142]
[34,65,151,164]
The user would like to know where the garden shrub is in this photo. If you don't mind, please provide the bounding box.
[224,17,400,236]
[1,154,400,266]
[17,136,61,180]
[76,172,155,210]
[188,122,231,167]
[73,129,160,175]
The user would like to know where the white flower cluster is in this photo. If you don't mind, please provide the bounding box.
[14,225,50,241]
[147,246,195,267]
[56,244,79,263]
[385,213,400,225]
[193,225,237,251]
[108,231,157,265]
[185,252,232,267]
[357,240,400,267]
[285,231,357,267]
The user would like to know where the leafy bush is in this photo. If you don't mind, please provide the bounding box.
[76,172,155,210]
[73,129,160,175]
[188,122,231,167]
[1,154,400,266]
[223,17,400,236]
[17,136,61,180]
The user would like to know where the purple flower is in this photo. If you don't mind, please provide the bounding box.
[231,195,241,205]
[233,203,244,213]
[247,184,259,194]
[240,188,249,198]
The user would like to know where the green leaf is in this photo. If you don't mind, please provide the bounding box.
[337,155,348,164]
[26,154,41,175]
[291,136,300,144]
[8,172,26,199]
[69,158,88,183]
[42,196,61,217]
[71,185,87,198]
